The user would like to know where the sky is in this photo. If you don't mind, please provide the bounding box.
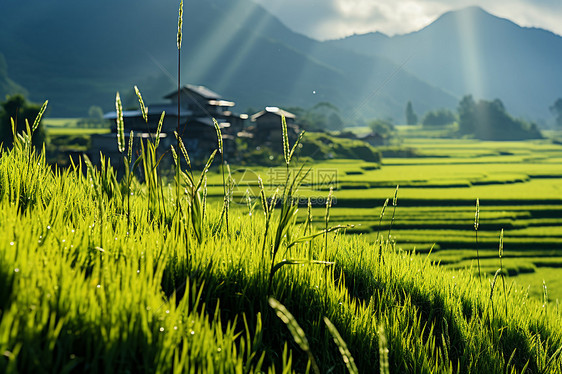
[252,0,562,40]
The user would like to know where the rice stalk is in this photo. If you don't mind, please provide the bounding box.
[474,198,481,280]
[214,118,229,236]
[498,228,508,318]
[282,116,290,167]
[387,184,399,242]
[489,268,502,322]
[324,186,333,257]
[176,0,183,143]
[377,198,389,264]
[543,280,548,318]
[306,197,313,259]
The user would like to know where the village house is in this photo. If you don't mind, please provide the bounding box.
[248,106,299,147]
[90,84,247,171]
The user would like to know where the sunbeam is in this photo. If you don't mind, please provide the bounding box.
[184,1,258,85]
[456,8,485,99]
[211,7,273,92]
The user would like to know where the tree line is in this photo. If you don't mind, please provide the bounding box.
[406,96,544,140]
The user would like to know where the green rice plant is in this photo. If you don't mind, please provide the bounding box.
[115,89,142,230]
[257,176,274,256]
[489,268,502,323]
[212,120,234,237]
[1,120,52,212]
[387,185,399,242]
[176,0,183,139]
[323,316,359,374]
[121,130,143,230]
[262,119,353,295]
[543,280,548,318]
[377,198,389,264]
[305,197,313,235]
[266,116,306,292]
[140,136,164,223]
[268,298,320,374]
[136,107,167,224]
[378,324,390,374]
[154,111,165,149]
[173,131,217,244]
[474,198,481,280]
[498,228,508,319]
[134,85,148,122]
[540,345,562,374]
[243,188,257,217]
[305,197,313,259]
[324,186,333,257]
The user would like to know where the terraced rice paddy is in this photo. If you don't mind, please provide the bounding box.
[207,138,562,300]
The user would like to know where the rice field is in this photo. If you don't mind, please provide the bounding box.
[2,117,562,372]
[204,138,562,301]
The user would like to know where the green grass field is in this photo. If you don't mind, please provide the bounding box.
[2,124,562,372]
[41,120,562,301]
[202,137,562,302]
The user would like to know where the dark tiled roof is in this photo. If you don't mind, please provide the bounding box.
[164,84,222,100]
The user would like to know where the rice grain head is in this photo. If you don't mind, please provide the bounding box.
[32,100,48,132]
[115,92,125,153]
[134,86,148,123]
[213,118,223,154]
[177,0,183,50]
[474,198,480,231]
[154,111,165,148]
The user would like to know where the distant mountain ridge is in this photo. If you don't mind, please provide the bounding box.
[0,3,558,125]
[327,6,562,123]
[0,0,455,121]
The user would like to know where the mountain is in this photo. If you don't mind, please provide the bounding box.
[0,0,455,121]
[327,6,562,123]
[0,53,26,100]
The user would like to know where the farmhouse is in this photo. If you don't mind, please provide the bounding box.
[248,106,299,146]
[90,84,247,169]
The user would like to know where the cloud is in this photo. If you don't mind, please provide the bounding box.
[253,0,562,40]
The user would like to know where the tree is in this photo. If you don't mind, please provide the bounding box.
[422,109,456,127]
[0,94,46,147]
[368,118,394,136]
[405,101,418,125]
[457,95,477,135]
[457,95,542,140]
[549,98,562,127]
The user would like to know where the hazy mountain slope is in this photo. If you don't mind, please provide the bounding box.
[327,6,562,122]
[0,0,456,121]
[0,53,27,100]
